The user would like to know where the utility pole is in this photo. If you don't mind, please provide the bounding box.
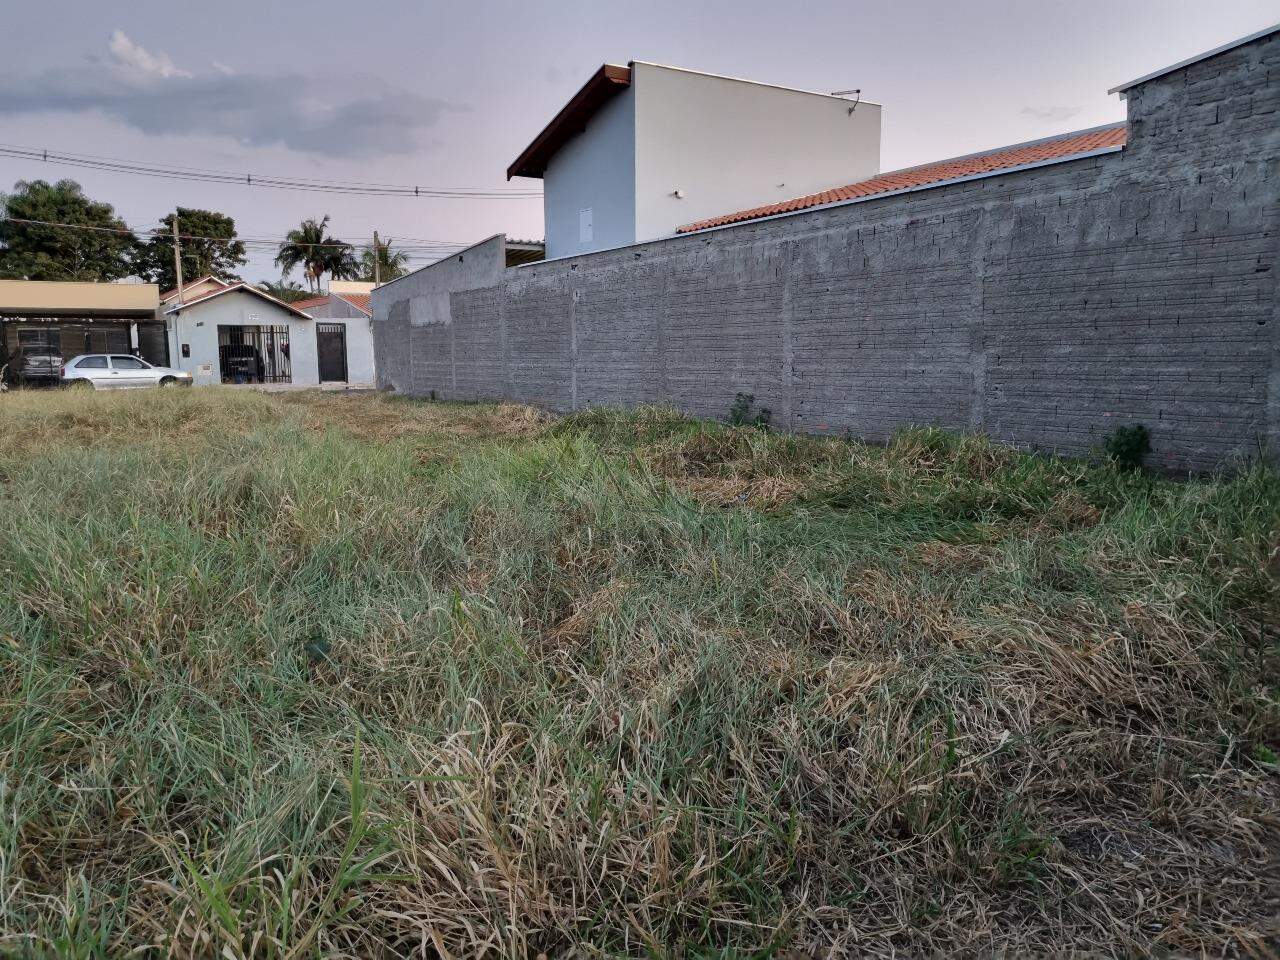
[170,215,184,369]
[171,216,184,304]
[372,230,381,286]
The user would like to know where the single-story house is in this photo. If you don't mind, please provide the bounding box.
[2,274,381,389]
[162,278,322,386]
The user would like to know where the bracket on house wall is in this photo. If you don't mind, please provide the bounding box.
[831,88,862,115]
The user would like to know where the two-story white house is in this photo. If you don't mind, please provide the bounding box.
[507,61,882,259]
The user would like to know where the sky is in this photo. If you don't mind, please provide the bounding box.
[0,0,1275,282]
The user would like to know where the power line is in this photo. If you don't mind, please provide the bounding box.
[3,215,463,274]
[0,143,543,199]
[0,143,541,198]
[2,216,471,253]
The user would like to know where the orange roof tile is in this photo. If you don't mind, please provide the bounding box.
[677,124,1127,233]
[160,276,227,301]
[336,292,371,314]
[292,292,372,315]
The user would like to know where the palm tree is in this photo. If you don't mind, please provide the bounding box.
[256,278,312,303]
[275,216,356,292]
[358,239,410,283]
[329,243,361,283]
[274,217,324,291]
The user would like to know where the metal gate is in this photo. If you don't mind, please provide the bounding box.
[217,325,292,384]
[317,323,348,383]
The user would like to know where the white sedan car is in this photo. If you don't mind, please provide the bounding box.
[60,354,193,389]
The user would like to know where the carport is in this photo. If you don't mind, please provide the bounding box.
[0,280,165,386]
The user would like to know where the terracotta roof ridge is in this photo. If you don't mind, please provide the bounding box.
[678,124,1127,233]
[160,275,225,301]
[333,292,372,314]
[873,122,1125,178]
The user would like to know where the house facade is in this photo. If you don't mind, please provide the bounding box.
[1,274,378,389]
[163,280,320,386]
[292,281,377,386]
[0,279,165,385]
[508,62,881,258]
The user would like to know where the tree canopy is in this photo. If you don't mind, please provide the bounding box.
[357,239,410,282]
[256,278,313,303]
[134,207,247,291]
[0,179,138,281]
[275,216,358,292]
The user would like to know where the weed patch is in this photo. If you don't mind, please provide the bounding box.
[0,389,1276,956]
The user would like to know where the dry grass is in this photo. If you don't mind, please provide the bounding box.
[0,389,1276,957]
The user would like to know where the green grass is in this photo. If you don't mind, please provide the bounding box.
[0,388,1276,957]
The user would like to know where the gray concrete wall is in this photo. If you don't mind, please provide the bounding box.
[372,235,510,400]
[374,32,1279,472]
[305,297,366,320]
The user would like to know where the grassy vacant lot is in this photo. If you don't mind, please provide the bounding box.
[0,388,1277,957]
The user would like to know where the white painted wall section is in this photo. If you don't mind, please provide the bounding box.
[334,317,376,385]
[542,89,636,258]
[166,290,319,386]
[631,62,881,241]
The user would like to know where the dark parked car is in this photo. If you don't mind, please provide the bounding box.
[12,347,63,384]
[218,342,266,383]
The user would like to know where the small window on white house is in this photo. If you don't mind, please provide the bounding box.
[578,208,593,244]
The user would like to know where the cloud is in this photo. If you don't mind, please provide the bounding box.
[108,30,191,79]
[0,30,464,158]
[1020,105,1082,123]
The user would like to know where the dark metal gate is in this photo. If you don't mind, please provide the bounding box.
[317,323,348,383]
[217,325,292,384]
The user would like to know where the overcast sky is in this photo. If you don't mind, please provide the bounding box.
[0,0,1274,281]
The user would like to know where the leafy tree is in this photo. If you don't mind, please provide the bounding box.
[134,207,247,290]
[357,239,409,282]
[256,278,313,303]
[0,178,138,281]
[275,215,358,292]
[330,243,360,285]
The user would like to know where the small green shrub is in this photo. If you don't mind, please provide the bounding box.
[728,392,772,430]
[1103,423,1151,471]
